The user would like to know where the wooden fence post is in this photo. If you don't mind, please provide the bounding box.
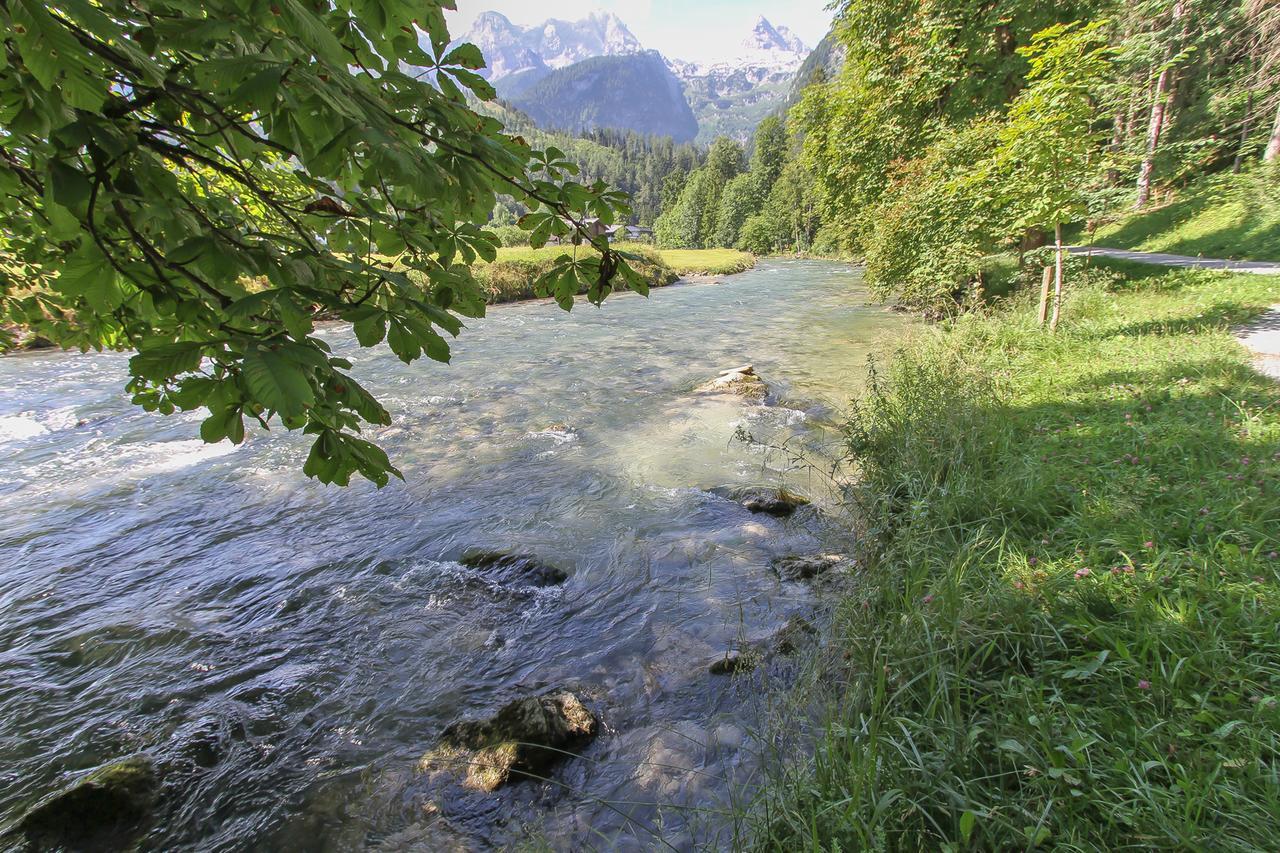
[1037,265,1052,327]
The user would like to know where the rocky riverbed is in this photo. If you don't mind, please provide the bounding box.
[0,261,904,849]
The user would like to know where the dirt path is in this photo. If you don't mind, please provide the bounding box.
[1069,246,1280,275]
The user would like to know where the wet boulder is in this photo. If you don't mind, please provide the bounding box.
[770,616,819,655]
[695,364,769,401]
[708,650,758,676]
[772,554,849,582]
[709,486,811,517]
[459,551,569,588]
[19,755,158,851]
[427,690,599,791]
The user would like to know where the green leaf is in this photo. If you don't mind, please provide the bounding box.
[442,43,485,70]
[130,342,207,382]
[242,345,316,419]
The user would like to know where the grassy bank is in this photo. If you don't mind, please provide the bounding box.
[475,245,756,303]
[652,248,756,276]
[1087,169,1280,262]
[758,263,1280,849]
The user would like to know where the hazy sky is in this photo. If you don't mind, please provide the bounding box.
[447,1,836,62]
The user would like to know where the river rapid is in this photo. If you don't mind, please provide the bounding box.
[0,260,902,851]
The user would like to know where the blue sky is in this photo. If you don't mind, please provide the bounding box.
[448,1,836,62]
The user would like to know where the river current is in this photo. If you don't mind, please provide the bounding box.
[0,261,901,851]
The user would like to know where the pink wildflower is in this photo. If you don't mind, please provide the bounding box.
[1144,541,1155,550]
[1138,680,1152,690]
[1014,581,1025,590]
[1075,568,1092,579]
[923,594,934,604]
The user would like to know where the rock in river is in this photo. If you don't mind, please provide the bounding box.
[459,550,569,587]
[708,650,758,676]
[772,554,849,581]
[708,486,811,517]
[695,364,769,401]
[19,755,158,851]
[770,616,818,655]
[425,690,599,792]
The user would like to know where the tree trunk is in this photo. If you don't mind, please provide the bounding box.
[1050,223,1065,332]
[1266,100,1280,162]
[1107,108,1127,185]
[1234,93,1254,173]
[1135,0,1185,210]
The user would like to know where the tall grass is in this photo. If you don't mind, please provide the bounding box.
[755,264,1280,850]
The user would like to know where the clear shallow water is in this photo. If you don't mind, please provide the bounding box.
[0,261,902,851]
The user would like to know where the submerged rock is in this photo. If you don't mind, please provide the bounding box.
[770,616,819,655]
[695,364,769,401]
[427,690,598,792]
[459,551,569,587]
[19,755,158,851]
[772,554,849,582]
[709,486,811,517]
[708,651,758,676]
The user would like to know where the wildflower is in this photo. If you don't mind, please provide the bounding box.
[1138,679,1152,690]
[923,594,934,604]
[1125,566,1135,575]
[1270,552,1278,560]
[1242,457,1251,466]
[1028,557,1038,566]
[1014,581,1025,590]
[1075,568,1092,579]
[1111,567,1123,576]
[1144,541,1155,550]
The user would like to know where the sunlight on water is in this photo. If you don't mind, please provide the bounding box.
[0,261,903,849]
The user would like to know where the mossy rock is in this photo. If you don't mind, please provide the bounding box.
[19,755,158,851]
[708,651,759,676]
[459,551,569,587]
[427,690,598,791]
[772,554,849,581]
[709,486,811,517]
[770,616,819,655]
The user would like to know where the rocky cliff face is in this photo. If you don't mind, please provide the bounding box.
[460,11,643,81]
[670,16,811,143]
[458,11,817,144]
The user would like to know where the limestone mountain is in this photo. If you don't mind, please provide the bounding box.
[460,10,643,81]
[672,16,811,143]
[502,51,699,143]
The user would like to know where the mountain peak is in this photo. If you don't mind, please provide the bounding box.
[744,16,808,56]
[461,10,643,79]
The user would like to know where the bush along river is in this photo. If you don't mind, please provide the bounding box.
[0,260,904,851]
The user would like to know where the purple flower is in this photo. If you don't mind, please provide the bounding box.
[1075,568,1092,579]
[1028,557,1039,566]
[923,594,934,604]
[1144,541,1155,550]
[1138,679,1152,690]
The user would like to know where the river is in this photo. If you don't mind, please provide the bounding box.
[0,260,902,851]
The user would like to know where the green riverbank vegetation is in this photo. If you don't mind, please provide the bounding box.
[658,0,1280,312]
[755,261,1280,849]
[471,246,755,304]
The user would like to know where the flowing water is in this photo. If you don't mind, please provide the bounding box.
[0,260,902,851]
